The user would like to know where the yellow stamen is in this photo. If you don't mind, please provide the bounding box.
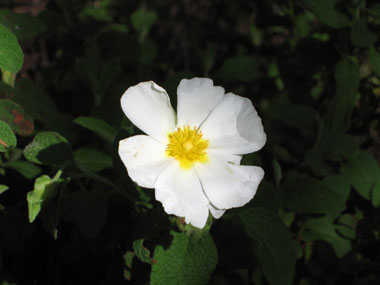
[166,125,209,169]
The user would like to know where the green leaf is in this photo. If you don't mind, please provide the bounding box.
[0,99,34,136]
[350,19,377,47]
[27,172,63,223]
[131,9,157,33]
[7,160,41,179]
[301,215,351,258]
[74,148,112,172]
[0,24,23,73]
[60,191,108,239]
[282,174,347,215]
[133,239,156,265]
[151,231,217,285]
[0,184,9,194]
[73,116,117,143]
[216,55,261,82]
[0,9,47,41]
[301,0,350,29]
[239,207,296,285]
[24,131,73,165]
[0,120,16,152]
[369,47,380,78]
[14,78,57,121]
[329,57,360,131]
[341,150,380,200]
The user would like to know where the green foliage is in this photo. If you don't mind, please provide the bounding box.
[27,171,63,223]
[0,120,16,152]
[341,150,380,200]
[240,207,296,285]
[73,116,117,143]
[151,231,217,285]
[0,9,46,40]
[24,131,72,165]
[74,148,112,172]
[0,24,23,73]
[1,0,380,284]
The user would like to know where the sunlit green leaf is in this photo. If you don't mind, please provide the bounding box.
[27,172,63,223]
[0,24,23,73]
[0,184,9,194]
[240,207,296,285]
[151,231,217,285]
[0,120,16,152]
[133,239,155,265]
[24,131,72,165]
[0,99,34,136]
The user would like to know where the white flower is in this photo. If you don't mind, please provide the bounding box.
[118,78,266,228]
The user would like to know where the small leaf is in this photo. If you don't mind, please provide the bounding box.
[0,120,16,152]
[328,57,360,131]
[27,173,63,223]
[302,0,350,29]
[73,116,117,143]
[133,239,155,265]
[24,131,72,165]
[151,231,217,285]
[0,9,47,40]
[283,174,346,215]
[301,215,351,258]
[14,78,58,121]
[0,24,23,73]
[0,99,34,136]
[131,9,157,33]
[7,160,41,179]
[216,55,261,82]
[341,150,380,200]
[350,19,377,47]
[74,148,113,172]
[239,207,296,285]
[0,184,9,194]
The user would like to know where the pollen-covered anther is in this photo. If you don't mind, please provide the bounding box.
[166,125,209,169]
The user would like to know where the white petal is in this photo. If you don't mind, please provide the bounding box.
[155,162,209,228]
[200,93,266,155]
[208,204,226,219]
[195,153,264,209]
[121,81,176,142]
[177,78,225,127]
[118,135,171,188]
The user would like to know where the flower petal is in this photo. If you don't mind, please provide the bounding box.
[200,93,266,155]
[208,204,226,219]
[195,153,264,209]
[155,162,209,228]
[119,135,171,188]
[121,81,176,142]
[177,78,225,127]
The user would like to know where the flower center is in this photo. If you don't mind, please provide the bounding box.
[166,125,209,169]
